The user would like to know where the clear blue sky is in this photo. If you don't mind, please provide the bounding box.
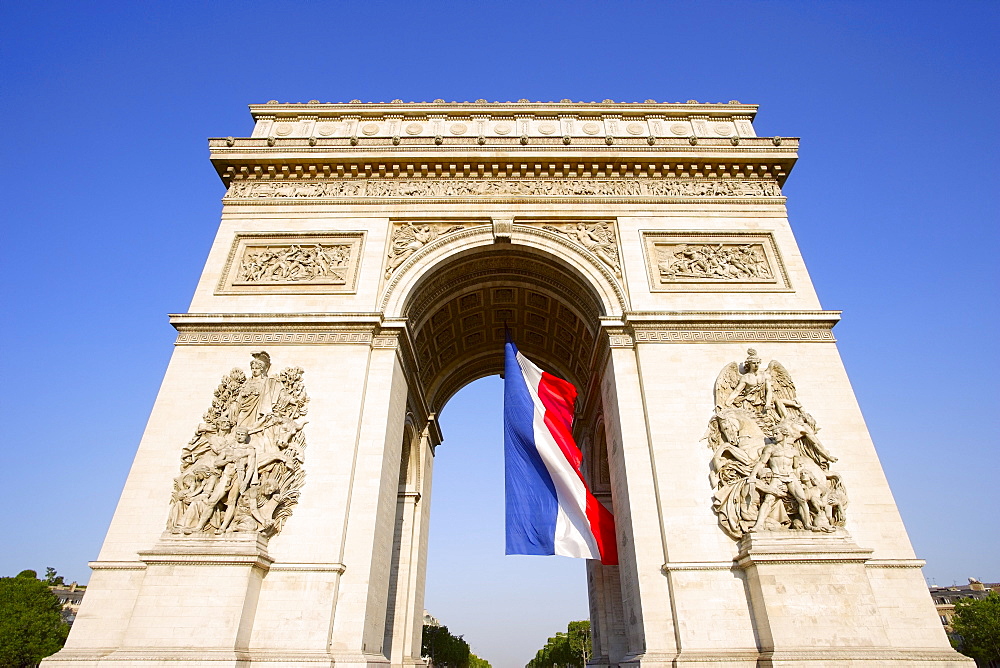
[2,2,997,667]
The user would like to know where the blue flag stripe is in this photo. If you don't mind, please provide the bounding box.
[504,341,558,555]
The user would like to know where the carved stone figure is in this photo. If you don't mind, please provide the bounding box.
[705,349,847,539]
[238,243,350,284]
[543,222,621,275]
[385,222,463,278]
[657,243,771,281]
[167,351,308,537]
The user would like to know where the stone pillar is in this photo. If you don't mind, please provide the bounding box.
[328,338,410,668]
[404,425,436,666]
[588,561,628,668]
[384,422,437,668]
[600,335,679,666]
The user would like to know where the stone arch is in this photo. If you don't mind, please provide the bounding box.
[381,223,627,319]
[385,229,621,411]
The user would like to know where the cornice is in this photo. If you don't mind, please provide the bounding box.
[169,311,839,328]
[215,100,797,186]
[169,312,384,328]
[624,310,842,325]
[248,100,759,118]
[171,312,385,346]
[211,137,793,153]
[866,559,927,569]
[210,139,796,185]
[604,311,841,345]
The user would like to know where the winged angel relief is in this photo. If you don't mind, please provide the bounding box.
[167,351,308,537]
[385,222,464,278]
[705,349,847,539]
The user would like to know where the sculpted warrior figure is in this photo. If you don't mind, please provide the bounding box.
[166,351,308,537]
[659,243,772,281]
[239,243,350,283]
[706,349,848,539]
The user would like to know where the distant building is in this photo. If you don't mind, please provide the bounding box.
[423,610,442,627]
[50,582,86,625]
[929,578,999,632]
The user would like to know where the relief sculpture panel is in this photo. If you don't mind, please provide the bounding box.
[642,232,789,292]
[217,232,364,294]
[543,222,621,276]
[705,349,847,539]
[240,243,351,284]
[385,222,464,278]
[226,177,781,200]
[167,351,308,538]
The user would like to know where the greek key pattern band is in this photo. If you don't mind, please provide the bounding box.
[175,332,375,345]
[633,329,835,343]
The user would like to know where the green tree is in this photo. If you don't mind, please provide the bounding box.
[468,652,491,668]
[422,624,471,668]
[0,570,70,667]
[526,621,591,668]
[951,591,1000,666]
[567,621,592,666]
[43,568,65,587]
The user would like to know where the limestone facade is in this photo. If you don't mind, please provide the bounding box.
[44,100,971,668]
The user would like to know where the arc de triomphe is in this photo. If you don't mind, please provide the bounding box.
[46,101,969,668]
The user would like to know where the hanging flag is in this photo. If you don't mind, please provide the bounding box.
[503,339,618,565]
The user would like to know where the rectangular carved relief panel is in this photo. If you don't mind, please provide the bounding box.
[641,231,790,292]
[217,232,364,294]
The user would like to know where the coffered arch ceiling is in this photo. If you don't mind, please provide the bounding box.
[405,247,605,411]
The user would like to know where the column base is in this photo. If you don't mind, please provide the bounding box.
[612,647,971,667]
[755,647,974,667]
[44,649,406,668]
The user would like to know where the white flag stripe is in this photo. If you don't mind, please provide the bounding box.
[516,353,601,559]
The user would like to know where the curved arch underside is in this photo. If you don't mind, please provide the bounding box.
[406,247,605,410]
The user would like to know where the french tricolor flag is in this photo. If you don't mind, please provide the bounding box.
[504,340,618,565]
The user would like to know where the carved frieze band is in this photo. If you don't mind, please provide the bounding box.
[175,332,375,345]
[217,232,364,295]
[633,329,835,343]
[643,231,790,292]
[225,178,781,201]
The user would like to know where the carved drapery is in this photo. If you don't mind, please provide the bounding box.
[705,349,847,539]
[166,351,308,538]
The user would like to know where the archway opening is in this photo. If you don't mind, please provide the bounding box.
[403,244,607,413]
[425,377,591,667]
[391,245,618,666]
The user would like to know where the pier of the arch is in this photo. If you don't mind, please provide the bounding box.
[45,100,971,668]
